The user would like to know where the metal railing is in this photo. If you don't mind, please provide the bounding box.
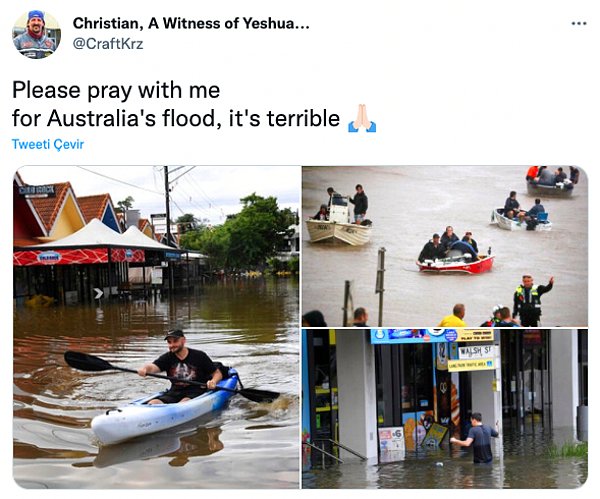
[304,438,368,467]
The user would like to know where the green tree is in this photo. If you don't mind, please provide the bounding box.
[115,196,135,213]
[180,193,292,270]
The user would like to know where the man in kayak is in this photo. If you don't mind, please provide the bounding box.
[450,412,499,464]
[137,329,223,404]
[512,275,554,327]
[418,233,446,262]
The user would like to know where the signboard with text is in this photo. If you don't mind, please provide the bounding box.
[458,345,496,359]
[370,328,493,345]
[448,358,495,372]
[378,426,406,463]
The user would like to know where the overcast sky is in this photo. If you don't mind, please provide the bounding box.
[17,165,300,225]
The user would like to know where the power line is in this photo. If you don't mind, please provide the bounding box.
[75,166,163,196]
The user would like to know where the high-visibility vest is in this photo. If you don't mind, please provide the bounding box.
[515,285,541,309]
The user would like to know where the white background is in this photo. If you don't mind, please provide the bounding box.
[2,0,598,496]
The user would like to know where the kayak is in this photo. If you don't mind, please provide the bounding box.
[91,369,239,445]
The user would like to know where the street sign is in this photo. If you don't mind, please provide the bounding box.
[458,345,496,359]
[94,288,103,299]
[448,358,495,372]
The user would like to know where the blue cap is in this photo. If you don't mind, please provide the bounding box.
[28,10,45,21]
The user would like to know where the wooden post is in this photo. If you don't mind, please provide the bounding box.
[375,247,386,327]
[342,280,353,326]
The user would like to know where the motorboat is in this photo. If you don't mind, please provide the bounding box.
[526,180,574,197]
[305,194,372,246]
[491,208,552,231]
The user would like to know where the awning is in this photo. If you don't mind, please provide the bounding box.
[13,218,184,266]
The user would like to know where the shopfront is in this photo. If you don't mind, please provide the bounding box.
[303,329,586,464]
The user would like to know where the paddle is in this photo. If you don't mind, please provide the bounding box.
[64,351,279,403]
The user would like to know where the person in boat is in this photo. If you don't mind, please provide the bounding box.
[535,165,555,186]
[449,240,478,260]
[137,329,223,404]
[438,304,466,327]
[348,184,368,224]
[554,167,567,185]
[326,187,339,211]
[461,231,479,254]
[440,226,459,250]
[512,275,554,327]
[569,166,580,184]
[526,165,539,182]
[353,307,369,327]
[503,191,524,221]
[418,233,447,262]
[497,307,520,327]
[450,412,499,464]
[526,198,545,219]
[480,304,503,327]
[312,204,329,221]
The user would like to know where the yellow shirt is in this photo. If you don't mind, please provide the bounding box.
[438,314,467,327]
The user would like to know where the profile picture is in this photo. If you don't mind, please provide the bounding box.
[13,10,60,59]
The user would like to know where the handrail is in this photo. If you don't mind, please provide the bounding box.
[303,441,344,463]
[313,438,367,460]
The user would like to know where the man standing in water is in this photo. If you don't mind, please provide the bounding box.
[450,412,499,463]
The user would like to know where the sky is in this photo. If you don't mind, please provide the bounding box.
[16,165,300,226]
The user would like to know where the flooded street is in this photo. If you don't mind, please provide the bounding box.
[303,426,587,488]
[13,278,299,489]
[302,166,588,327]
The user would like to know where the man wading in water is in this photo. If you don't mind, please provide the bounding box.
[450,412,499,464]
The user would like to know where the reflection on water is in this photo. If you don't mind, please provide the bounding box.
[302,426,587,489]
[13,278,299,489]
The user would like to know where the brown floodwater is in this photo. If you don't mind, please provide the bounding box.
[303,426,587,489]
[13,278,299,489]
[302,166,588,327]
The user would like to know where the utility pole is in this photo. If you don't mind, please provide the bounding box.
[164,166,175,294]
[164,166,172,247]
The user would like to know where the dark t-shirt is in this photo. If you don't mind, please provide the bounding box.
[467,424,498,463]
[153,348,216,390]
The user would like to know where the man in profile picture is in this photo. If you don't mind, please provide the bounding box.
[14,10,56,59]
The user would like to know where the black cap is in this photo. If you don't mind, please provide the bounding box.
[164,329,185,340]
[433,233,440,239]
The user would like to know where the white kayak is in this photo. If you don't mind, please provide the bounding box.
[91,370,239,445]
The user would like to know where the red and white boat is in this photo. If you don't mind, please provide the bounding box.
[416,245,495,274]
[416,255,494,274]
